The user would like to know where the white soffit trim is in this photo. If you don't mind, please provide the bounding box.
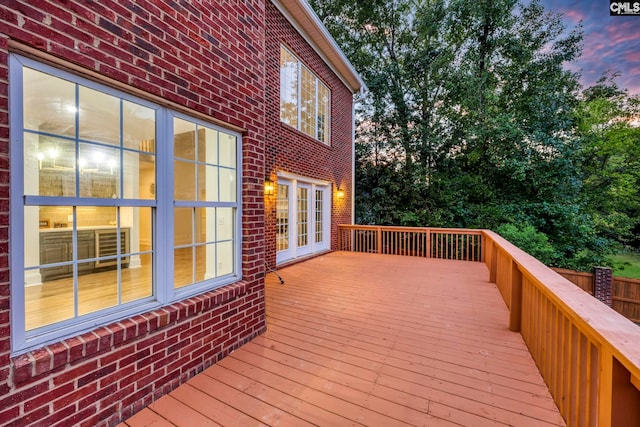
[277,171,331,186]
[271,0,366,94]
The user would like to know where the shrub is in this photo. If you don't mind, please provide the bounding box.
[496,223,558,266]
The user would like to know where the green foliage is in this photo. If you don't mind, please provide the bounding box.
[574,72,640,248]
[311,0,635,271]
[496,223,557,265]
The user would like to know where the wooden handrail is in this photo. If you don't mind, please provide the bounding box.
[482,229,640,427]
[337,225,640,426]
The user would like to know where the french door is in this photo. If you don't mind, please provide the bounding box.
[276,175,330,264]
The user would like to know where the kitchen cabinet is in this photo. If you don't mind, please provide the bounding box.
[39,233,70,281]
[40,228,128,282]
[77,230,96,275]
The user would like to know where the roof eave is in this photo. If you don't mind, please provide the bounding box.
[271,0,366,94]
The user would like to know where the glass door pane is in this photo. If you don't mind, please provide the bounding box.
[276,181,295,264]
[315,189,324,244]
[296,184,312,257]
[297,186,308,248]
[277,184,289,252]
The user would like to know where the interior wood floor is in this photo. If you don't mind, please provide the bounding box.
[25,249,209,331]
[118,251,565,427]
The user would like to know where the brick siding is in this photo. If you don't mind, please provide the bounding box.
[0,1,267,426]
[264,1,354,268]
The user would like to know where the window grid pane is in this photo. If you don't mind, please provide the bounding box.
[276,184,289,252]
[23,67,75,136]
[15,55,240,351]
[317,83,330,144]
[279,45,330,144]
[300,66,316,137]
[26,205,148,331]
[280,46,298,127]
[297,187,308,247]
[21,64,157,332]
[78,143,120,198]
[174,246,194,288]
[29,136,76,197]
[173,118,237,288]
[79,86,120,146]
[315,190,323,244]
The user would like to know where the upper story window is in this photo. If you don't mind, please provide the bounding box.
[280,45,331,145]
[10,54,242,354]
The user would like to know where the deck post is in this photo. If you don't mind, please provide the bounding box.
[376,226,382,254]
[593,266,613,307]
[612,356,640,427]
[509,262,522,332]
[598,349,640,427]
[598,349,614,426]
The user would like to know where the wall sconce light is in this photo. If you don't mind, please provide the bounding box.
[264,178,275,196]
[336,187,345,200]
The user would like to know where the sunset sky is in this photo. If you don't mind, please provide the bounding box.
[540,0,640,94]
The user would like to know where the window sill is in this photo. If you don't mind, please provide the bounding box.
[280,122,332,149]
[11,281,248,385]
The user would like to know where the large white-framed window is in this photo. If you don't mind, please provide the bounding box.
[9,54,242,354]
[276,173,331,264]
[279,45,331,144]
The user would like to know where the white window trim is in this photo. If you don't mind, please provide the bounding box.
[9,54,243,354]
[276,172,331,265]
[280,45,331,145]
[277,171,331,187]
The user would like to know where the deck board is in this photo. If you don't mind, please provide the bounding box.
[119,251,565,426]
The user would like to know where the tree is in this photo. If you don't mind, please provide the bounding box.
[311,0,622,269]
[313,0,457,225]
[575,72,640,249]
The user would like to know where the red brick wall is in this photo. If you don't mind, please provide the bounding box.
[264,2,354,268]
[0,1,266,426]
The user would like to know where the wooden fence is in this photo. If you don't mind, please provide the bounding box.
[553,268,640,324]
[337,225,640,427]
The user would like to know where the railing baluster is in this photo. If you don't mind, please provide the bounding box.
[550,307,562,405]
[598,348,613,426]
[451,233,455,259]
[509,262,522,332]
[446,233,449,259]
[442,233,446,259]
[589,343,598,427]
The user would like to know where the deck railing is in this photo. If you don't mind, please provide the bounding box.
[337,225,483,261]
[337,225,640,427]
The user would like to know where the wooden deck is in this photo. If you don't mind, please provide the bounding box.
[119,251,565,426]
